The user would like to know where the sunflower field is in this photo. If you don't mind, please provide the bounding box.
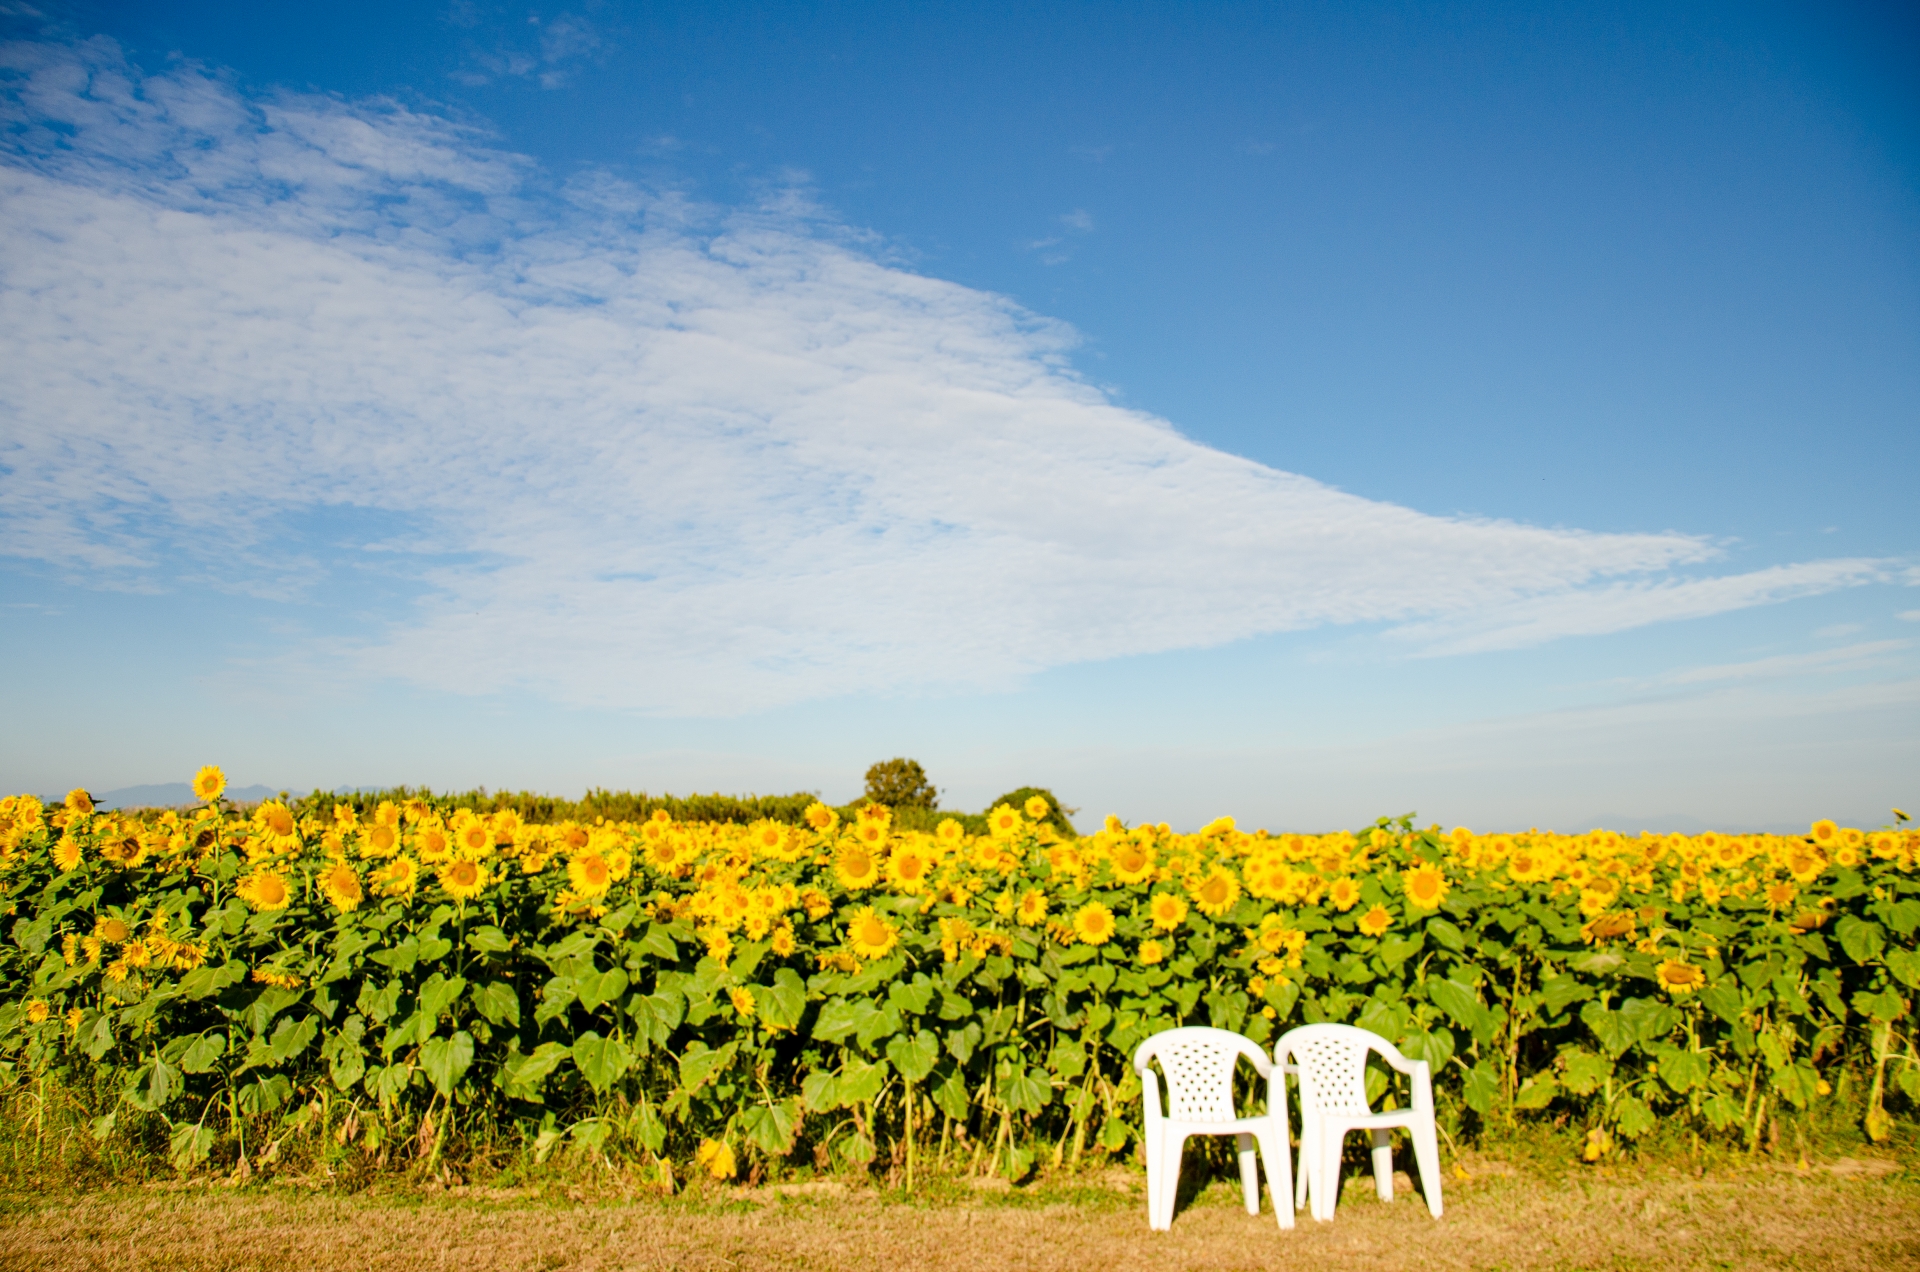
[1,768,1916,1184]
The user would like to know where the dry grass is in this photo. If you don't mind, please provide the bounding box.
[1,1157,1916,1272]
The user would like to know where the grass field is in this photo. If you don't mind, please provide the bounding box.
[3,1153,1915,1272]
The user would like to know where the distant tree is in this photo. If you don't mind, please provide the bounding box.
[864,758,938,809]
[986,785,1078,838]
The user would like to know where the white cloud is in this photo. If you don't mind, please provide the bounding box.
[0,38,1895,714]
[1656,639,1913,687]
[1059,209,1094,232]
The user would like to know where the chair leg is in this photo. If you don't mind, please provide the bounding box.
[1143,1123,1162,1230]
[1158,1132,1188,1230]
[1236,1132,1259,1215]
[1294,1121,1311,1213]
[1255,1130,1294,1231]
[1371,1128,1393,1202]
[1317,1128,1345,1221]
[1411,1118,1445,1219]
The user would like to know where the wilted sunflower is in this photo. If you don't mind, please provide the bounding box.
[1072,901,1116,945]
[191,765,226,803]
[845,906,899,960]
[25,1000,48,1024]
[695,1138,737,1180]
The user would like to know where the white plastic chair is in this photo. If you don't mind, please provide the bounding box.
[1132,1026,1295,1231]
[1275,1023,1443,1221]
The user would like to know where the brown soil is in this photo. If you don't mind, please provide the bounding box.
[1,1162,1915,1271]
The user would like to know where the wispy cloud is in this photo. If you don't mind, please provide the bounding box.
[0,38,1892,714]
[1059,209,1093,232]
[1656,639,1913,687]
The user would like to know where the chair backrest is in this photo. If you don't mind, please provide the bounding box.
[1133,1026,1269,1123]
[1276,1024,1400,1118]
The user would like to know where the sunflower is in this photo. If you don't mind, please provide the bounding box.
[852,820,888,850]
[1108,838,1155,885]
[52,837,82,873]
[1138,939,1166,966]
[605,846,633,881]
[372,855,420,898]
[645,835,684,873]
[568,853,613,899]
[1764,880,1797,912]
[1809,819,1839,847]
[319,862,363,912]
[1189,867,1241,917]
[729,986,757,1018]
[252,801,300,851]
[440,858,489,901]
[122,939,152,968]
[987,804,1024,838]
[771,924,797,958]
[1401,863,1449,911]
[415,822,453,864]
[95,915,130,943]
[804,802,839,833]
[936,818,966,844]
[751,820,788,857]
[361,822,399,858]
[834,842,880,890]
[1015,888,1049,926]
[65,789,94,817]
[235,869,292,913]
[454,818,494,859]
[1072,901,1116,945]
[1147,891,1189,931]
[191,765,226,803]
[846,906,899,960]
[1325,877,1362,911]
[1024,795,1051,821]
[886,845,932,893]
[24,1000,48,1025]
[1655,959,1707,996]
[1357,904,1393,937]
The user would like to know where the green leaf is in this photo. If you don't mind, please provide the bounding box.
[1561,1050,1612,1095]
[887,974,936,1016]
[571,1031,632,1095]
[368,937,420,974]
[575,967,630,1013]
[1263,977,1302,1022]
[1702,1092,1741,1130]
[169,1123,216,1172]
[475,981,520,1028]
[238,1074,291,1116]
[419,1031,475,1096]
[127,1057,178,1111]
[933,1068,971,1121]
[176,961,245,1000]
[885,1028,939,1083]
[839,1056,890,1105]
[630,989,685,1050]
[631,923,679,961]
[466,925,513,954]
[1428,977,1493,1043]
[802,1070,841,1112]
[1614,1095,1656,1138]
[999,1064,1050,1114]
[1580,1001,1635,1057]
[500,1042,571,1103]
[1513,1075,1558,1110]
[753,969,806,1031]
[811,998,860,1045]
[677,1040,737,1095]
[1881,899,1920,938]
[1701,983,1744,1025]
[268,1015,319,1064]
[1425,918,1467,952]
[1853,988,1907,1022]
[179,1031,227,1075]
[415,972,468,1023]
[1618,996,1678,1045]
[1658,1049,1710,1093]
[1835,916,1887,964]
[81,1012,114,1060]
[1461,1062,1499,1113]
[1887,948,1920,988]
[1539,975,1592,1016]
[742,1100,801,1156]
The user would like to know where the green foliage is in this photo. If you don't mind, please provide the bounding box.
[864,759,938,810]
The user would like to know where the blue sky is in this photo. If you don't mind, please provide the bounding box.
[2,2,1916,830]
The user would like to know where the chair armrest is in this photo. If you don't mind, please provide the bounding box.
[1140,1067,1164,1124]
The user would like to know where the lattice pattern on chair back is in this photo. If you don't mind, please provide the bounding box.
[1290,1029,1374,1117]
[1152,1036,1244,1122]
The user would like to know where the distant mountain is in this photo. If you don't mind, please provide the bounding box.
[59,783,283,810]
